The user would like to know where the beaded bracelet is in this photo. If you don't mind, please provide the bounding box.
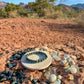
[26,51,48,63]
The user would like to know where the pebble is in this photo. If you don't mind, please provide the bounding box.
[68,74,74,80]
[49,74,57,83]
[0,78,6,82]
[0,74,6,78]
[73,65,79,72]
[67,58,71,63]
[63,63,69,67]
[65,68,70,72]
[29,76,33,81]
[11,77,17,81]
[57,75,62,80]
[47,66,52,71]
[70,67,77,74]
[19,78,23,83]
[32,79,39,84]
[64,65,70,70]
[44,72,50,80]
[60,60,67,65]
[71,56,77,59]
[69,60,75,65]
[35,48,40,51]
[43,69,46,73]
[52,67,57,75]
[64,55,70,59]
[42,47,48,51]
[6,63,17,69]
[50,49,57,55]
[55,79,61,84]
[53,55,61,62]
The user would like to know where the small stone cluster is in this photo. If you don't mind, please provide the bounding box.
[0,47,34,83]
[0,69,27,84]
[0,46,81,84]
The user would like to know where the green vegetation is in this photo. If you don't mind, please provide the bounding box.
[0,0,84,20]
[0,3,28,18]
[77,12,84,27]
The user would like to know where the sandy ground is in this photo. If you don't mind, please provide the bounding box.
[0,18,84,84]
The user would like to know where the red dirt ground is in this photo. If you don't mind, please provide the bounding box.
[0,18,84,84]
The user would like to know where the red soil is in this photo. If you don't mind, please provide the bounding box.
[0,18,84,84]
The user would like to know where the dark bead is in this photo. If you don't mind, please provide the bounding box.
[0,78,6,82]
[46,82,50,84]
[10,77,17,82]
[2,70,9,75]
[0,74,6,79]
[10,57,14,62]
[19,78,23,83]
[16,75,22,79]
[7,63,17,69]
[22,73,27,78]
[7,77,10,80]
[12,63,17,67]
[8,71,12,76]
[32,79,38,83]
[7,63,13,69]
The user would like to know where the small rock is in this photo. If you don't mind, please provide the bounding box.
[44,72,50,80]
[65,68,70,73]
[49,74,57,83]
[29,76,33,81]
[64,65,70,70]
[50,49,57,56]
[67,58,71,63]
[60,60,67,65]
[19,78,23,83]
[71,56,77,59]
[52,67,57,75]
[6,63,17,69]
[69,61,75,65]
[43,47,48,51]
[64,55,70,59]
[32,79,39,83]
[68,74,74,80]
[57,75,62,80]
[35,48,40,51]
[43,69,46,73]
[55,79,61,84]
[63,63,69,67]
[10,57,14,62]
[0,78,6,82]
[0,74,6,79]
[53,55,61,62]
[70,67,77,74]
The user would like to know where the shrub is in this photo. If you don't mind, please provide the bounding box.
[8,10,19,18]
[0,8,7,18]
[77,12,84,28]
[43,10,67,19]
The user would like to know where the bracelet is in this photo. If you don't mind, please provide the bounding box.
[26,51,48,63]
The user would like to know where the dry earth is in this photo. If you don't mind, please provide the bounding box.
[0,18,84,84]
